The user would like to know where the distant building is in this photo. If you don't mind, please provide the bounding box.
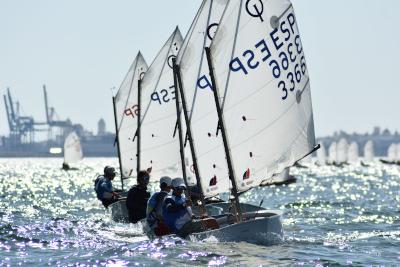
[382,128,391,136]
[98,119,106,136]
[372,126,381,136]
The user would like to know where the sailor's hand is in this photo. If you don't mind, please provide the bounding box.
[185,199,192,206]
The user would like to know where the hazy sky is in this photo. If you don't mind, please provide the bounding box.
[1,0,399,137]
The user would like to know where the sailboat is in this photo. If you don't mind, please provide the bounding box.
[336,138,349,166]
[62,131,83,170]
[328,141,337,165]
[347,141,359,164]
[110,28,185,223]
[397,143,400,165]
[380,143,398,165]
[361,140,374,166]
[316,142,326,166]
[170,0,317,244]
[108,52,148,222]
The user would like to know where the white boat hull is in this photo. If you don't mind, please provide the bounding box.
[144,201,283,245]
[190,210,283,245]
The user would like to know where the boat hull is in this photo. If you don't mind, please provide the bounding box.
[144,202,283,245]
[190,210,283,245]
[109,199,129,223]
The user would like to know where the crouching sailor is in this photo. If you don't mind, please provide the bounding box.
[94,166,120,208]
[126,170,150,223]
[162,178,219,238]
[146,176,172,236]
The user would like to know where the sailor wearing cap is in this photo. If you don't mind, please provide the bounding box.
[94,166,120,208]
[146,176,172,236]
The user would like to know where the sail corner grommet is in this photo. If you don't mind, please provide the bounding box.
[270,16,280,29]
[296,90,302,104]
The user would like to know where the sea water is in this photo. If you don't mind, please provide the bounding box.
[0,158,399,266]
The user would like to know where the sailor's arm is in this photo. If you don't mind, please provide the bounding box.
[165,198,186,212]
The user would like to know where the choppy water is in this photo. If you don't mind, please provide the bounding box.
[0,158,399,266]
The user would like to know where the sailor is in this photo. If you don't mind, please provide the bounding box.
[94,166,120,208]
[146,176,172,236]
[126,170,151,223]
[62,162,70,170]
[162,178,219,238]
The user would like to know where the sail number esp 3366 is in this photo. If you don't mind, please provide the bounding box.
[230,6,308,101]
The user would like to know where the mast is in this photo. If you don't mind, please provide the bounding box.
[137,77,142,175]
[172,58,190,197]
[173,58,206,209]
[205,47,242,222]
[112,96,124,191]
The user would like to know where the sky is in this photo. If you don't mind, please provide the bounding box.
[0,0,399,138]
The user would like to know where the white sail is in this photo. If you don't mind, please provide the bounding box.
[328,142,337,164]
[387,143,397,162]
[140,28,184,177]
[316,143,326,165]
[397,143,400,161]
[363,140,374,162]
[336,138,348,164]
[264,167,291,185]
[115,52,148,178]
[347,142,359,163]
[63,131,83,164]
[176,0,229,197]
[209,0,316,192]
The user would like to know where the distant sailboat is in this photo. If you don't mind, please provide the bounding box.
[363,140,374,161]
[380,143,398,164]
[347,142,359,164]
[328,142,337,165]
[397,143,400,164]
[316,142,326,166]
[62,131,83,170]
[336,138,349,165]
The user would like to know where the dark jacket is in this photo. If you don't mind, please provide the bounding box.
[126,185,150,223]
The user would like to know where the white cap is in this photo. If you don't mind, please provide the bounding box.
[171,177,186,188]
[159,176,172,186]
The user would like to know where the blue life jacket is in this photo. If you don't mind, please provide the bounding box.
[147,191,168,228]
[162,195,192,233]
[94,175,113,200]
